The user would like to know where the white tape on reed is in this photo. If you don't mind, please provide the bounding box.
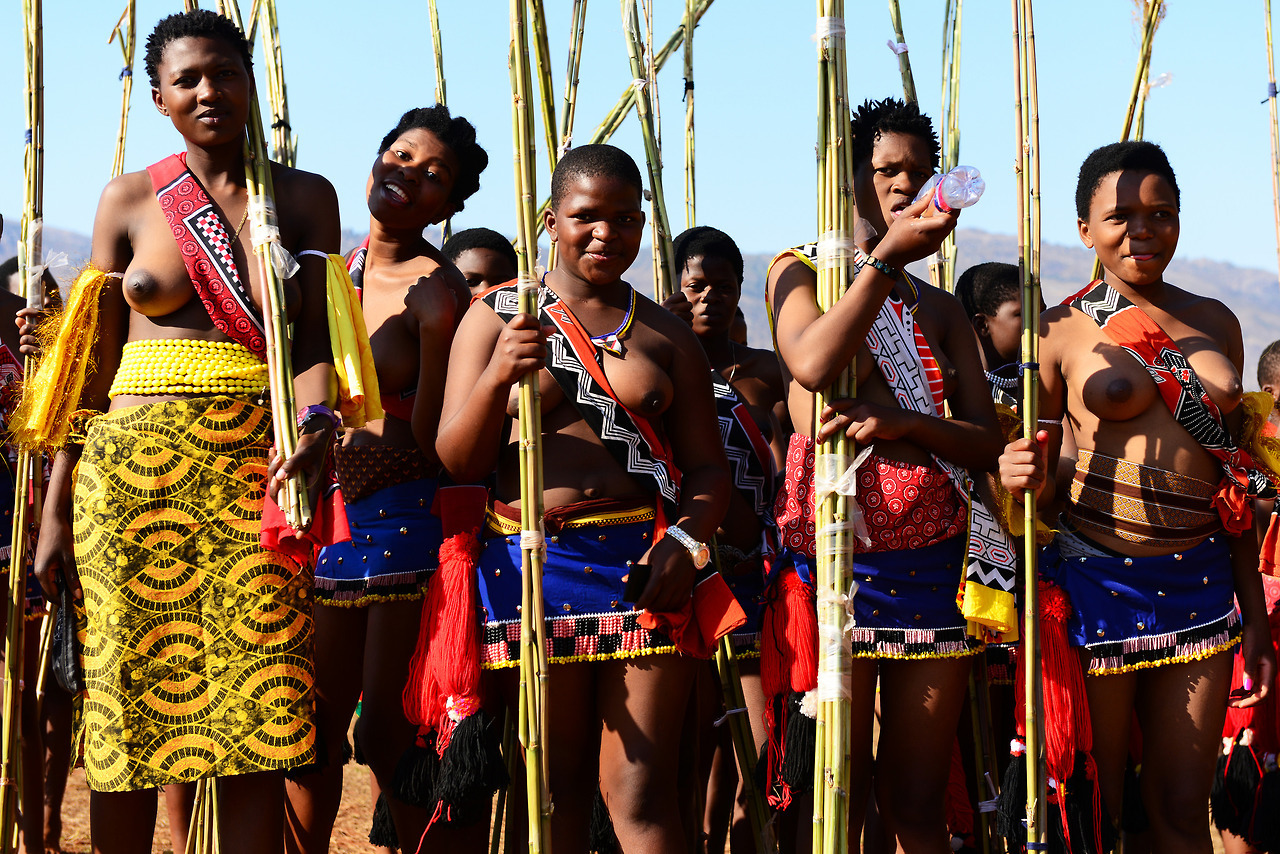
[558,135,573,158]
[813,444,874,504]
[249,198,300,279]
[631,78,647,91]
[520,529,546,551]
[517,272,540,294]
[816,517,872,553]
[814,16,845,42]
[886,40,909,55]
[814,230,857,271]
[816,623,852,701]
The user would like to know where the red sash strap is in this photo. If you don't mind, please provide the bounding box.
[1068,279,1276,534]
[483,282,681,527]
[147,153,266,356]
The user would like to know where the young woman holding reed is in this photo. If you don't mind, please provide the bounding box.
[766,97,1002,851]
[1001,140,1277,853]
[24,11,338,853]
[284,105,487,854]
[436,143,730,853]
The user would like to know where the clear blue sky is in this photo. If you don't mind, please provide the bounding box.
[1,1,1277,277]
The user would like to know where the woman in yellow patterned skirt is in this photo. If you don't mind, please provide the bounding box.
[22,11,338,854]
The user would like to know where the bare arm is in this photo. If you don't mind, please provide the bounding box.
[436,301,545,484]
[407,266,468,462]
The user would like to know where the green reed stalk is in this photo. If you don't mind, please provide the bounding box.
[1268,0,1280,293]
[558,0,588,155]
[934,0,963,292]
[713,632,770,850]
[1,5,43,848]
[812,2,855,851]
[258,0,296,168]
[429,0,446,106]
[534,0,714,239]
[109,0,136,178]
[218,0,310,533]
[621,0,676,301]
[683,0,696,229]
[509,0,553,847]
[528,0,559,178]
[887,0,917,104]
[1012,0,1047,846]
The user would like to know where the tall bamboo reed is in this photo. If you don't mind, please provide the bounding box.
[215,0,310,535]
[933,0,963,293]
[1,4,43,849]
[257,0,296,168]
[621,0,676,302]
[534,0,713,239]
[548,0,589,270]
[1268,0,1280,293]
[528,0,559,267]
[558,0,588,155]
[1090,0,1164,282]
[429,0,446,106]
[682,0,696,229]
[109,1,136,179]
[812,2,856,851]
[712,596,770,850]
[887,0,917,104]
[1012,0,1047,846]
[509,0,553,848]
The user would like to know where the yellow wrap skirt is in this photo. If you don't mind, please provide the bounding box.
[72,396,315,791]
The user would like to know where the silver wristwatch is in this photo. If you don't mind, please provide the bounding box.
[665,524,711,569]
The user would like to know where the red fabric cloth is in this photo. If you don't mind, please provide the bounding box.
[636,573,747,659]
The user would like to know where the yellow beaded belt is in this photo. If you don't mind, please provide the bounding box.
[108,338,268,399]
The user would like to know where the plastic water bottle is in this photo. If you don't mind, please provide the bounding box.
[913,165,985,215]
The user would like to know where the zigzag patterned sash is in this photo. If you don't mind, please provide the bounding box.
[862,260,1018,642]
[147,153,266,357]
[710,370,775,520]
[1068,279,1276,522]
[484,284,681,524]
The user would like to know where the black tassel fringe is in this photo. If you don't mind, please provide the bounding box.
[589,787,620,854]
[779,691,814,795]
[368,792,399,849]
[432,711,511,826]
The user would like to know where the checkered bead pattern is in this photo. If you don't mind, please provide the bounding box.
[482,611,673,667]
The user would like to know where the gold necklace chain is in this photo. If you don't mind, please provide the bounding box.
[230,197,249,241]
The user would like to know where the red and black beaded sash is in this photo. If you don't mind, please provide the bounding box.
[484,283,681,525]
[1067,279,1276,529]
[147,153,265,357]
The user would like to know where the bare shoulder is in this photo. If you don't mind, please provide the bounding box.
[766,252,814,295]
[739,344,783,384]
[270,163,339,212]
[96,170,154,216]
[635,291,703,358]
[1172,287,1239,336]
[918,282,967,322]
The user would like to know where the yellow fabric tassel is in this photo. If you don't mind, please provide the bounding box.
[1240,390,1280,484]
[963,581,1019,645]
[322,254,384,428]
[10,266,113,452]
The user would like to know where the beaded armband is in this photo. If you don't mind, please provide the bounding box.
[865,254,901,280]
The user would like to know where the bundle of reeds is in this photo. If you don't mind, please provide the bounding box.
[509,0,553,847]
[1121,0,1164,142]
[714,626,770,850]
[216,0,310,532]
[811,2,856,851]
[932,0,963,293]
[621,0,676,301]
[1012,0,1047,846]
[888,0,917,104]
[534,0,713,238]
[558,0,588,156]
[109,1,136,179]
[257,0,296,168]
[184,778,220,854]
[1267,0,1280,290]
[1,4,43,849]
[683,0,696,229]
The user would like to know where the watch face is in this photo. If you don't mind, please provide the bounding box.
[692,545,711,569]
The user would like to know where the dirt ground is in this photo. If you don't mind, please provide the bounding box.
[47,765,377,854]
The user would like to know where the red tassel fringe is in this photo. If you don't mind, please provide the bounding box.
[760,565,818,809]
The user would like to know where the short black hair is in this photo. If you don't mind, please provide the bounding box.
[549,144,643,210]
[379,106,489,212]
[850,97,940,171]
[672,226,744,286]
[144,10,252,89]
[955,262,1020,320]
[1260,340,1280,388]
[1075,140,1180,220]
[442,227,518,271]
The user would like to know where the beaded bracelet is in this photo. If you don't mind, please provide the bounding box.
[864,254,901,280]
[296,404,340,432]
